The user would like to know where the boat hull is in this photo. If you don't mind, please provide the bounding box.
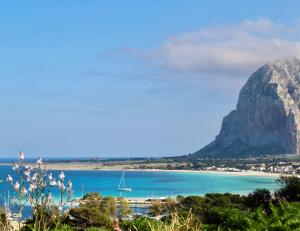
[118,188,132,192]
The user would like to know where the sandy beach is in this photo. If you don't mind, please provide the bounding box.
[0,162,283,178]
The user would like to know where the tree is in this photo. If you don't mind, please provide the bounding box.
[67,207,112,229]
[204,193,231,208]
[118,198,132,220]
[164,197,177,214]
[276,176,300,202]
[181,196,205,218]
[176,195,185,204]
[204,207,253,230]
[100,196,116,218]
[252,202,300,230]
[81,192,102,208]
[149,200,163,216]
[244,189,272,212]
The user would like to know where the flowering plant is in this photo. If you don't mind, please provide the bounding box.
[7,152,73,230]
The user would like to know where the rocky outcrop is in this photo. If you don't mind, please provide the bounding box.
[194,57,300,158]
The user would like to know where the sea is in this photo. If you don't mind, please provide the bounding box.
[0,161,279,219]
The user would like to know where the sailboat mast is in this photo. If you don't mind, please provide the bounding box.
[118,172,123,189]
[117,171,131,192]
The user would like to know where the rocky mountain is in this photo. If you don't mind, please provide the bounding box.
[194,57,300,158]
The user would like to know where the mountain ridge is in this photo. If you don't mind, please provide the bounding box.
[193,57,300,158]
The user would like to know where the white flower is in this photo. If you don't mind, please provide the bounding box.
[31,173,38,181]
[48,173,53,180]
[7,175,13,183]
[24,169,31,177]
[57,181,65,190]
[50,179,57,186]
[66,180,72,192]
[22,188,27,195]
[18,151,25,161]
[67,180,72,188]
[59,171,65,180]
[29,184,36,192]
[37,157,43,165]
[12,163,19,171]
[14,182,20,191]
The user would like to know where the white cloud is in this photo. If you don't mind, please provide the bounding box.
[137,18,300,77]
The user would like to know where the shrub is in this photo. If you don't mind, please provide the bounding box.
[0,206,8,230]
[121,217,163,231]
[244,189,272,212]
[276,176,300,202]
[66,207,112,229]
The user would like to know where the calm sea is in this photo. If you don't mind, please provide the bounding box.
[0,165,279,199]
[0,164,280,219]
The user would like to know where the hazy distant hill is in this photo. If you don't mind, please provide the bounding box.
[193,57,300,158]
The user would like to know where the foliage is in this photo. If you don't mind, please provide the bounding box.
[121,217,163,231]
[122,211,201,231]
[81,192,103,208]
[162,211,201,231]
[163,197,177,214]
[66,207,112,229]
[244,189,272,213]
[148,200,164,216]
[22,206,61,230]
[203,206,254,230]
[7,152,73,231]
[64,192,118,230]
[4,153,300,231]
[100,196,116,218]
[202,202,300,231]
[252,202,300,231]
[84,228,112,231]
[118,198,132,220]
[276,176,300,201]
[0,206,8,231]
[53,224,74,231]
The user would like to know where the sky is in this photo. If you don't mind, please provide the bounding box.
[1,0,300,158]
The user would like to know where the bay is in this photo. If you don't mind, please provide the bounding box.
[0,165,279,199]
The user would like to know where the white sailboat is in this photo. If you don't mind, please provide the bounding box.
[118,171,132,192]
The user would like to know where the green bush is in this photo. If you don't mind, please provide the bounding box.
[204,207,253,230]
[244,188,272,213]
[53,224,74,231]
[84,227,112,231]
[121,217,163,231]
[66,207,112,229]
[276,176,300,202]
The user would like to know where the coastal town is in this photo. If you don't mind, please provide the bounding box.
[1,154,298,177]
[2,0,300,230]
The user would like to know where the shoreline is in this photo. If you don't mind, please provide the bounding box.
[0,162,283,178]
[41,164,284,178]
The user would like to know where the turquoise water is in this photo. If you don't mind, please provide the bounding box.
[67,170,279,198]
[0,166,279,199]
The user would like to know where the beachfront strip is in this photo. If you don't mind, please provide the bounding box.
[0,153,300,230]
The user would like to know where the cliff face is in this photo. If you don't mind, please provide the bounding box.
[195,57,300,157]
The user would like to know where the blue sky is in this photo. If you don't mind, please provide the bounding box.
[0,1,300,157]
